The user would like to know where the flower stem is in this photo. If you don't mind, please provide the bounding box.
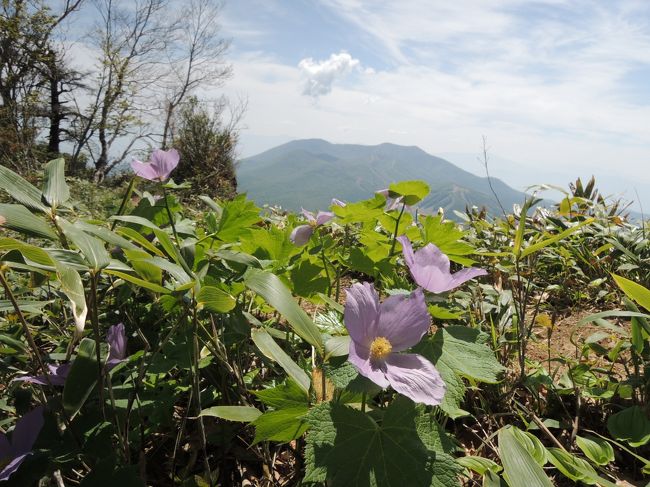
[319,233,332,297]
[161,185,180,247]
[89,272,106,420]
[111,176,136,231]
[389,202,407,257]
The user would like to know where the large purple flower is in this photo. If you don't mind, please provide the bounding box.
[131,148,180,182]
[289,209,334,246]
[15,324,127,386]
[398,236,487,293]
[344,282,445,406]
[0,406,44,481]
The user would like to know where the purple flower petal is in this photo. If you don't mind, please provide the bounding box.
[150,148,180,181]
[11,406,44,454]
[300,208,316,223]
[348,340,390,388]
[398,236,486,293]
[290,225,314,246]
[376,288,430,351]
[13,364,70,387]
[447,267,488,289]
[331,198,346,207]
[315,211,334,226]
[130,159,160,180]
[344,282,380,345]
[0,452,31,481]
[385,353,446,406]
[107,323,127,363]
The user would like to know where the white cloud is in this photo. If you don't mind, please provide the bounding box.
[298,51,361,97]
[218,1,650,211]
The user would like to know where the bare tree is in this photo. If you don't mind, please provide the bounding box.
[76,0,170,181]
[160,0,232,148]
[0,0,83,172]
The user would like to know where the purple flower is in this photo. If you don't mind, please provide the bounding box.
[375,188,405,211]
[15,324,127,385]
[331,198,346,207]
[107,323,127,368]
[131,148,180,182]
[344,282,445,405]
[13,363,71,387]
[398,236,487,293]
[289,209,334,246]
[0,406,44,481]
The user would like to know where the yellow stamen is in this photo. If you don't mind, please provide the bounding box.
[369,336,392,360]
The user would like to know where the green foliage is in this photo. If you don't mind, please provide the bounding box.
[172,96,238,198]
[607,406,650,447]
[305,399,461,487]
[497,427,553,487]
[1,162,648,486]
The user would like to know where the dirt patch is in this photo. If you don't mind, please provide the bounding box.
[527,308,630,378]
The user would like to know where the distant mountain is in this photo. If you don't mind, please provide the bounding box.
[237,139,532,216]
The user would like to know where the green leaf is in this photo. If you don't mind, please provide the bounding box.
[63,338,99,417]
[577,310,650,326]
[245,268,323,351]
[291,259,329,297]
[520,218,593,257]
[42,157,70,209]
[497,426,553,487]
[332,194,385,224]
[482,471,506,487]
[197,286,236,313]
[305,401,461,487]
[104,269,170,294]
[109,214,162,232]
[76,221,137,251]
[200,405,262,422]
[215,194,261,242]
[420,215,476,263]
[434,360,469,418]
[116,227,165,256]
[613,274,650,313]
[456,456,501,475]
[0,238,53,266]
[417,326,505,383]
[513,198,534,258]
[415,326,503,419]
[510,428,547,466]
[0,300,50,316]
[0,164,47,212]
[251,407,310,444]
[54,261,87,334]
[0,204,57,240]
[576,435,614,466]
[546,448,615,486]
[324,335,350,359]
[250,328,311,394]
[607,406,650,447]
[59,218,111,270]
[253,380,309,409]
[389,180,430,206]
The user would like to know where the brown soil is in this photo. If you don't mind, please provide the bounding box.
[526,308,630,378]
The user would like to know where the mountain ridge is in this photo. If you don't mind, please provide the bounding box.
[236,139,530,216]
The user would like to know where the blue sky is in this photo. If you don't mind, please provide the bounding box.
[217,1,650,209]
